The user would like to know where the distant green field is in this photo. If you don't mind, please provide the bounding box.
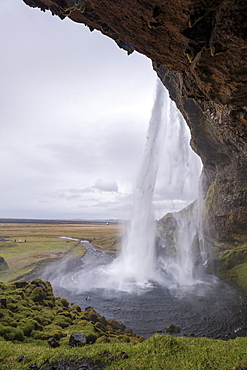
[0,222,122,282]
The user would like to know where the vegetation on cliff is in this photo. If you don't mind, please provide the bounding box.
[157,201,247,295]
[207,239,247,295]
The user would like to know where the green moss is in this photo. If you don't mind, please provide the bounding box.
[86,332,98,344]
[52,316,71,329]
[96,335,111,344]
[0,324,24,341]
[116,335,131,343]
[207,238,247,294]
[71,304,81,313]
[32,330,52,340]
[59,297,70,307]
[0,279,245,370]
[18,319,36,336]
[0,329,246,369]
[221,262,247,294]
[204,179,217,219]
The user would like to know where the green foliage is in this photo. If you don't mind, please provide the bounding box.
[29,286,47,302]
[0,279,246,369]
[18,319,36,336]
[96,335,111,344]
[86,332,98,344]
[0,279,141,346]
[60,297,70,307]
[71,304,81,313]
[207,239,247,294]
[0,333,246,370]
[53,316,71,328]
[0,324,24,341]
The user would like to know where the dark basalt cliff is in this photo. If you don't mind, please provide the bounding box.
[23,1,246,269]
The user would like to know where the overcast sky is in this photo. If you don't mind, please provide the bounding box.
[0,0,201,220]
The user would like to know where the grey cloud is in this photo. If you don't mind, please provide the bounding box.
[0,0,158,220]
[94,179,118,193]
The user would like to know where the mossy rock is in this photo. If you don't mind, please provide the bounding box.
[56,309,72,319]
[86,332,98,344]
[19,319,36,336]
[0,279,141,345]
[98,315,108,326]
[207,238,247,293]
[94,321,107,334]
[95,335,111,344]
[165,324,181,334]
[29,287,47,303]
[0,324,24,341]
[83,307,101,323]
[32,330,53,340]
[52,316,71,328]
[9,280,28,289]
[59,298,70,307]
[6,302,19,312]
[116,335,131,343]
[0,282,7,290]
[107,319,126,333]
[43,328,65,340]
[71,304,81,313]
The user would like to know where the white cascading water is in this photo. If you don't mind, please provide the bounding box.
[107,80,167,288]
[49,80,204,293]
[39,80,246,341]
[107,80,203,290]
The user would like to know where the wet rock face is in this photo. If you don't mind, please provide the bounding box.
[155,65,247,244]
[23,0,246,243]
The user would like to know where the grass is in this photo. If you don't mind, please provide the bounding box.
[0,221,246,369]
[0,278,144,369]
[0,221,122,242]
[0,283,245,370]
[0,333,246,369]
[0,221,122,283]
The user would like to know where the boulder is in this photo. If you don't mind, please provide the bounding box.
[165,324,181,334]
[48,337,60,348]
[69,333,87,347]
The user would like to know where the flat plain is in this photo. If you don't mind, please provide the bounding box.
[0,220,122,282]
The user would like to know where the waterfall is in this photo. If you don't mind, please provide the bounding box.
[107,79,204,291]
[60,79,204,293]
[108,80,167,287]
[39,80,246,340]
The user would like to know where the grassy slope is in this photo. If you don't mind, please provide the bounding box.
[0,332,246,369]
[0,279,246,370]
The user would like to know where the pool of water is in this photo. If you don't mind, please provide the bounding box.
[39,241,247,339]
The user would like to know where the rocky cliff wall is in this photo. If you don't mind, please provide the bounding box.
[23,1,246,250]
